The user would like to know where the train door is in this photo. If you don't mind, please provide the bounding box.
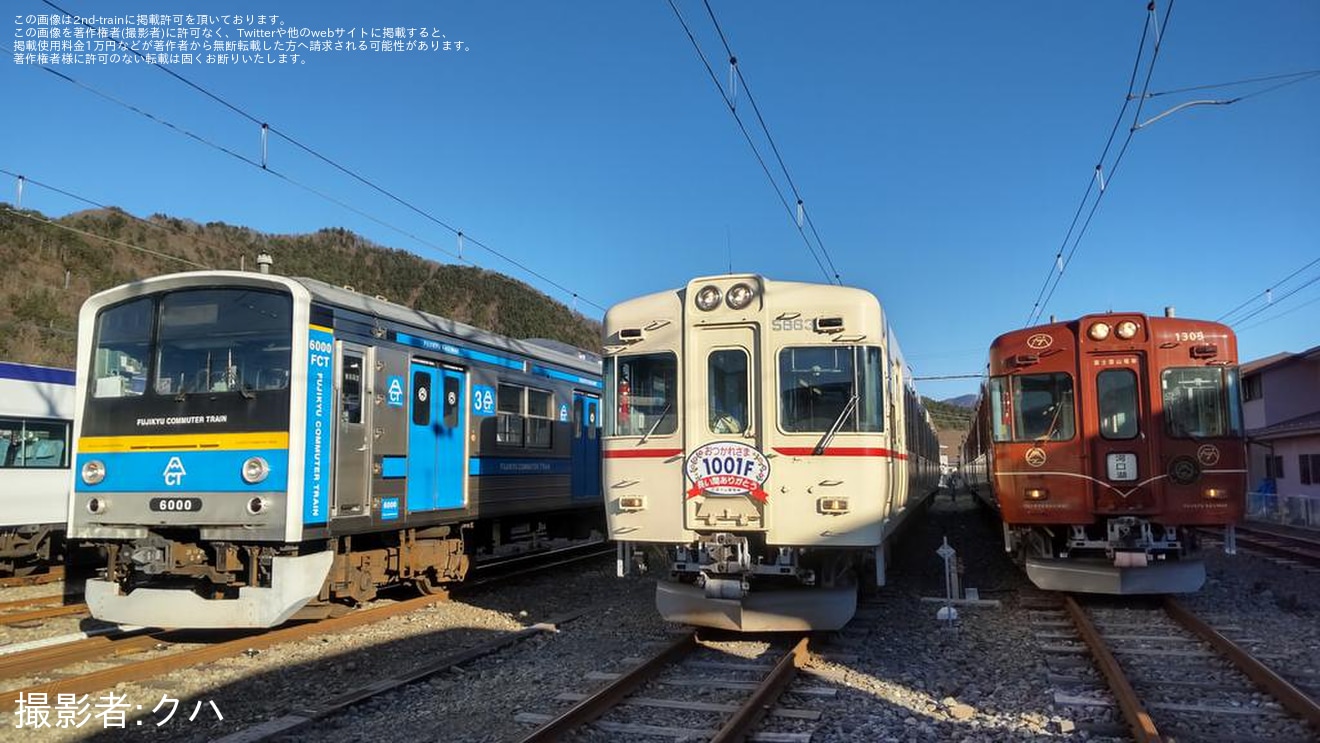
[332,344,372,517]
[407,362,467,512]
[1087,357,1156,513]
[571,392,601,500]
[683,325,762,530]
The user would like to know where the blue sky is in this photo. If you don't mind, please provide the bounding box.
[5,1,1317,399]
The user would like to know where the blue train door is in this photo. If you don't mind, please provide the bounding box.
[571,392,601,500]
[407,362,467,512]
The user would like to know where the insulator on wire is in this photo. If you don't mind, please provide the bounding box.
[261,123,269,169]
[458,231,464,260]
[796,200,804,228]
[1094,165,1106,192]
[15,175,23,208]
[1056,253,1064,272]
[1266,288,1272,304]
[728,56,738,108]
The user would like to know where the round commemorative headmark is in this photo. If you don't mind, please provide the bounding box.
[685,441,771,502]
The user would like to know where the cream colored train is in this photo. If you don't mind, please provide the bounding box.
[603,275,940,631]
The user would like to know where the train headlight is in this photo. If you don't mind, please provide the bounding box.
[86,497,107,514]
[242,456,270,484]
[247,497,269,515]
[1115,320,1138,339]
[81,460,106,485]
[695,285,722,311]
[1024,488,1049,501]
[817,497,850,514]
[618,495,646,511]
[1087,322,1111,341]
[725,282,755,310]
[1202,488,1228,500]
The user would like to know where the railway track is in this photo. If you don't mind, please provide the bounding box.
[0,597,88,627]
[0,566,64,588]
[1031,594,1320,742]
[0,543,616,716]
[1226,524,1320,570]
[515,630,825,741]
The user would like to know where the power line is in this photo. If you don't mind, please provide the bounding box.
[37,0,606,313]
[1141,69,1320,99]
[0,205,210,269]
[700,0,842,282]
[1229,270,1320,327]
[665,0,836,284]
[1026,0,1173,327]
[1237,290,1320,332]
[1216,255,1320,323]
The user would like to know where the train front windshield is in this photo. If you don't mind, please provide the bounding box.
[1161,367,1244,438]
[85,288,293,434]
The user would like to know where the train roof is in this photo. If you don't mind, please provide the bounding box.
[0,361,76,386]
[80,271,600,376]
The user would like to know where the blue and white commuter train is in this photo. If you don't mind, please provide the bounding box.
[0,361,76,576]
[68,269,603,628]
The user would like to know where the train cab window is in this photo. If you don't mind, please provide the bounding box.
[991,373,1075,442]
[606,353,677,437]
[92,297,153,398]
[708,350,749,434]
[1097,369,1139,440]
[778,346,883,433]
[496,384,524,446]
[1161,367,1243,438]
[526,388,553,448]
[154,289,292,396]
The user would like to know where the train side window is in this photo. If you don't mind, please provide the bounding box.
[443,375,461,429]
[526,388,552,448]
[496,384,525,446]
[989,377,1012,442]
[708,349,749,434]
[1097,369,1139,440]
[341,354,363,424]
[412,371,431,426]
[0,418,70,469]
[605,354,677,437]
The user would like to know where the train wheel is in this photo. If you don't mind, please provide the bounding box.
[413,570,446,596]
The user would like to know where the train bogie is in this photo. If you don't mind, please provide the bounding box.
[604,275,940,631]
[963,312,1245,594]
[69,271,604,627]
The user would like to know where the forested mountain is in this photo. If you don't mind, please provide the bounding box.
[924,396,974,432]
[0,205,601,368]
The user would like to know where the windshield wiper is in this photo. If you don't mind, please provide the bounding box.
[814,394,858,455]
[639,404,671,445]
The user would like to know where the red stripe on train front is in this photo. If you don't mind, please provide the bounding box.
[772,447,908,460]
[603,449,684,459]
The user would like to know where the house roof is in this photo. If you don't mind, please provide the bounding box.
[1248,408,1320,441]
[1241,344,1320,376]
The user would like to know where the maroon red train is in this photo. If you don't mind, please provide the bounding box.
[962,310,1246,593]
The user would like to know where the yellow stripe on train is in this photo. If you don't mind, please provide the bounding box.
[79,431,291,453]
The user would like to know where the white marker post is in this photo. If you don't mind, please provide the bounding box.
[936,537,959,625]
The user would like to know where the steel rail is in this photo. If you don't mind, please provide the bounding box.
[0,631,161,679]
[517,630,699,742]
[1063,595,1163,743]
[1,591,451,710]
[1230,528,1320,567]
[0,594,65,612]
[710,634,810,743]
[1163,597,1320,731]
[0,602,88,626]
[0,566,64,588]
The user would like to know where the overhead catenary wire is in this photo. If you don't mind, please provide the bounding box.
[37,0,606,314]
[665,0,837,285]
[1215,255,1320,324]
[1228,271,1320,328]
[700,0,842,283]
[1027,0,1177,327]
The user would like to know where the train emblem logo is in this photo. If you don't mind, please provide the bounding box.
[1197,444,1220,466]
[685,441,771,502]
[1025,447,1047,467]
[1026,333,1053,350]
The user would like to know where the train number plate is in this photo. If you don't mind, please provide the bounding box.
[149,497,203,513]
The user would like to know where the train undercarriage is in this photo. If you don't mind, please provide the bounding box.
[82,510,605,628]
[0,525,60,577]
[1005,516,1215,594]
[622,531,876,631]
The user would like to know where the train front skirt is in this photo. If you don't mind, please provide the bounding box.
[1025,556,1206,594]
[656,580,857,632]
[84,551,334,629]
